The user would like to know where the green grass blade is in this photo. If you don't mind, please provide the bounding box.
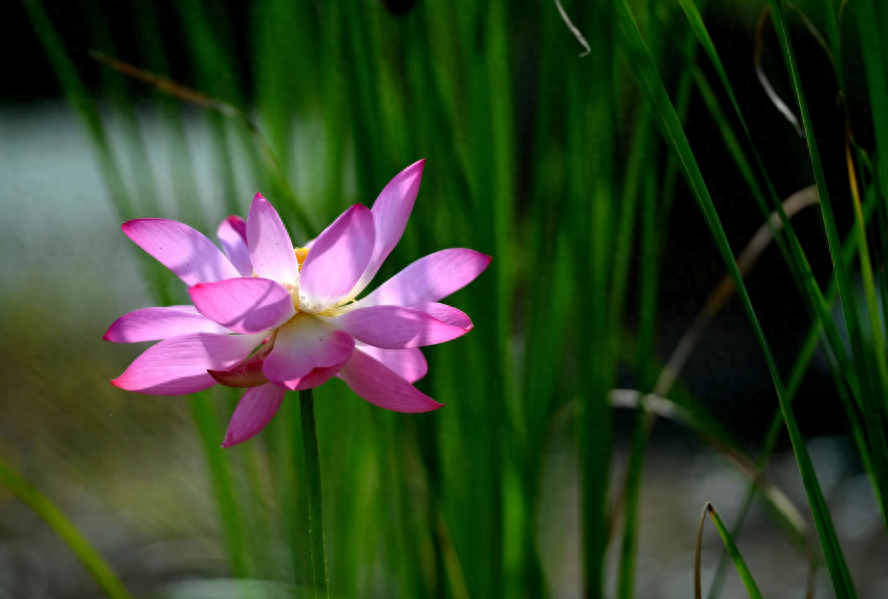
[678,0,865,408]
[708,180,884,599]
[569,2,618,595]
[0,458,134,599]
[855,0,888,204]
[695,503,764,599]
[768,0,888,554]
[617,122,659,599]
[613,2,856,596]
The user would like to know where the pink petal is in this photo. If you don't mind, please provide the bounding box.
[410,302,473,329]
[189,277,295,335]
[338,348,443,413]
[222,383,285,448]
[111,332,265,395]
[354,249,491,308]
[274,363,343,391]
[347,160,425,300]
[319,305,471,349]
[103,305,229,343]
[217,216,253,277]
[247,193,299,286]
[298,204,376,313]
[355,344,428,383]
[263,315,355,382]
[122,219,241,285]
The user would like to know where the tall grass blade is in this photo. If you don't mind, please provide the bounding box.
[854,0,888,204]
[613,1,856,596]
[767,1,888,576]
[0,458,134,599]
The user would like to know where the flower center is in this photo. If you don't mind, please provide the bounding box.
[284,247,310,312]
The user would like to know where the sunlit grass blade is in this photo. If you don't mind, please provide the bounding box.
[695,503,763,599]
[613,2,856,597]
[0,457,134,599]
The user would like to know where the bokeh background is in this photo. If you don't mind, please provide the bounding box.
[2,0,887,597]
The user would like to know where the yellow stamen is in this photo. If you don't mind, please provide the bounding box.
[294,247,310,272]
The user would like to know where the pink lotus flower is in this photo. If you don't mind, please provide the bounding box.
[105,160,490,447]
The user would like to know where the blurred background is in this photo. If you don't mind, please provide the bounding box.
[2,0,887,597]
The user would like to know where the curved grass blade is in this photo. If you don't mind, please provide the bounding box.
[613,2,856,596]
[610,389,808,546]
[695,503,764,599]
[0,458,134,599]
[754,7,804,137]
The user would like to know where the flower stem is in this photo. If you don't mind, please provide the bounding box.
[299,388,329,598]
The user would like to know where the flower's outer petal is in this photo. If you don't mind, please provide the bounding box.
[319,305,471,349]
[299,204,375,313]
[263,315,355,383]
[346,160,425,300]
[353,248,492,308]
[111,332,265,395]
[218,216,253,277]
[122,219,241,285]
[354,343,427,383]
[247,193,299,286]
[338,348,443,413]
[103,305,229,343]
[222,383,285,448]
[274,363,343,391]
[189,277,295,335]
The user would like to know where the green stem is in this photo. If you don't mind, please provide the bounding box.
[300,388,329,598]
